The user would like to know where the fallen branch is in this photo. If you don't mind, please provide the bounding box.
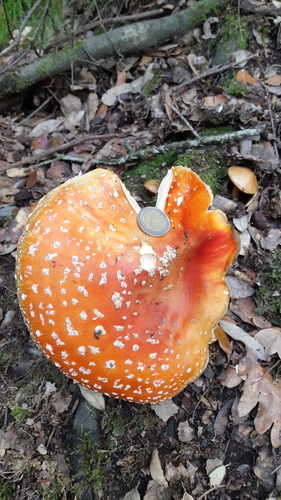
[0,0,227,98]
[38,125,267,171]
[57,125,266,167]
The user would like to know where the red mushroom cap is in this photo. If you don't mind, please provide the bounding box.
[16,166,237,403]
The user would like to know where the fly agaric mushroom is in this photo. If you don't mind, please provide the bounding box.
[16,166,237,403]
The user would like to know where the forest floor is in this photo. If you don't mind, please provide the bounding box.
[0,1,280,499]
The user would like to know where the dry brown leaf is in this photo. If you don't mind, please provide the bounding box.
[203,94,227,107]
[220,366,243,388]
[254,328,281,359]
[214,325,232,357]
[237,356,281,447]
[219,320,266,360]
[150,449,168,487]
[236,69,259,84]
[265,74,281,86]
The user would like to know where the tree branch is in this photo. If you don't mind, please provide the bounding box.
[0,0,227,98]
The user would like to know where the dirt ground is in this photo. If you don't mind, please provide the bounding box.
[0,1,281,499]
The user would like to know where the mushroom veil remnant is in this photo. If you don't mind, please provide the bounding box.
[16,166,237,403]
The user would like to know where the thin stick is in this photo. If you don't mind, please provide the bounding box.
[164,100,201,139]
[175,53,258,91]
[0,134,114,173]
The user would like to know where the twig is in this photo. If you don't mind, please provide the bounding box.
[260,82,280,159]
[0,0,43,58]
[175,53,258,91]
[51,125,266,167]
[0,126,266,174]
[18,94,54,125]
[164,100,201,139]
[0,134,114,173]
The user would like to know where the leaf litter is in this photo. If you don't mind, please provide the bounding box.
[0,0,280,499]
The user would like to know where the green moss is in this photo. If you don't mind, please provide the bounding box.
[142,68,162,97]
[255,249,281,327]
[0,480,14,499]
[219,14,248,51]
[200,125,236,136]
[121,151,178,202]
[222,77,247,97]
[176,149,228,193]
[75,401,161,499]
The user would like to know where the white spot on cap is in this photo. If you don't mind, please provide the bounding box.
[100,262,107,268]
[79,367,91,374]
[93,309,104,319]
[46,252,57,261]
[79,311,88,320]
[28,242,39,256]
[54,241,61,248]
[44,287,52,296]
[132,344,139,352]
[149,353,157,359]
[42,268,49,276]
[65,317,79,336]
[78,286,89,297]
[125,359,133,365]
[111,292,123,309]
[113,340,125,349]
[99,273,107,285]
[161,364,169,371]
[94,325,106,336]
[46,344,54,354]
[88,346,100,354]
[105,360,116,369]
[35,330,43,337]
[113,325,124,331]
[31,284,39,293]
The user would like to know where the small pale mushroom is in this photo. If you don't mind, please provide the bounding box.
[228,166,258,195]
[16,166,237,403]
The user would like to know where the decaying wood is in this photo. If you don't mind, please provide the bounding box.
[0,0,227,99]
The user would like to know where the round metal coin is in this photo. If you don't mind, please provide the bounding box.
[137,207,170,237]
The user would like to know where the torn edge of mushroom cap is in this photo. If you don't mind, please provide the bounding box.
[156,166,215,212]
[156,168,173,211]
[119,178,141,214]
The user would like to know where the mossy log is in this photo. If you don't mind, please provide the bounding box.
[0,0,226,98]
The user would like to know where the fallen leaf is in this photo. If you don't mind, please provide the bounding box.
[209,465,226,487]
[214,326,232,357]
[254,328,281,359]
[260,228,281,250]
[60,94,82,115]
[30,119,63,137]
[151,399,178,422]
[219,320,266,360]
[122,488,141,500]
[165,461,198,483]
[225,276,255,299]
[219,366,243,388]
[237,356,281,447]
[203,94,227,107]
[236,69,259,84]
[177,420,195,443]
[79,385,105,410]
[265,74,281,86]
[150,449,168,487]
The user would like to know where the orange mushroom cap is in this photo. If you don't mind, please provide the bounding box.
[16,166,237,403]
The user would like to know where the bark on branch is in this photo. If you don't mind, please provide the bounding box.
[0,0,227,98]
